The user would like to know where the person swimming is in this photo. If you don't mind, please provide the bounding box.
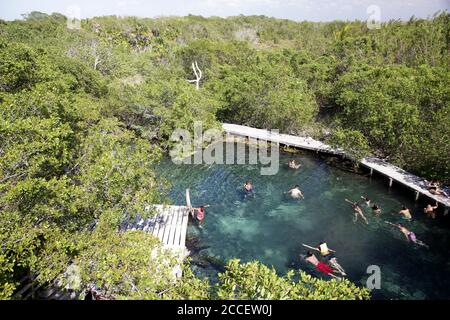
[360,196,371,207]
[304,251,341,279]
[399,205,412,220]
[288,159,301,170]
[385,221,428,248]
[286,185,304,199]
[192,205,210,229]
[242,181,255,199]
[317,243,346,276]
[423,203,438,219]
[345,199,369,224]
[371,204,381,215]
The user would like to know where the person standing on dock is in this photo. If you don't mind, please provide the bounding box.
[399,206,412,220]
[424,203,438,219]
[345,199,369,224]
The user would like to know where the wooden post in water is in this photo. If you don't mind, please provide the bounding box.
[389,178,393,188]
[415,191,420,201]
[370,168,373,177]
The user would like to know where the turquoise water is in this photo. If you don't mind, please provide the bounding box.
[157,143,450,300]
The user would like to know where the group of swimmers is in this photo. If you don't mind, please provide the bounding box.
[343,195,433,248]
[189,157,441,279]
[189,160,302,228]
[345,196,439,223]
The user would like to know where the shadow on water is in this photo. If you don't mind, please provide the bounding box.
[157,142,450,300]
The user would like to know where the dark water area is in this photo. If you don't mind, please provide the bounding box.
[157,143,450,300]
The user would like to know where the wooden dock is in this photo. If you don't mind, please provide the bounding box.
[121,204,191,279]
[122,204,190,253]
[224,123,344,155]
[223,123,450,211]
[15,192,194,299]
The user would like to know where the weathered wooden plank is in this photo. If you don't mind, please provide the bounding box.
[173,207,185,247]
[360,158,450,207]
[147,206,163,234]
[179,208,189,250]
[167,207,181,247]
[151,207,165,238]
[162,206,176,246]
[157,207,171,241]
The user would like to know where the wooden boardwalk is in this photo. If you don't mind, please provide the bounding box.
[223,123,450,210]
[122,204,190,253]
[224,123,344,155]
[15,197,193,299]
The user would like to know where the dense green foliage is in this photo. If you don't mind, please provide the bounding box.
[217,259,370,300]
[1,11,449,299]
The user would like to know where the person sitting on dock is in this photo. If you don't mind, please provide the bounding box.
[384,221,428,248]
[399,206,412,220]
[424,180,449,198]
[288,159,301,170]
[371,204,381,215]
[424,179,440,189]
[345,199,369,224]
[243,181,255,198]
[304,251,341,279]
[286,185,304,199]
[424,203,438,219]
[429,186,449,198]
[360,196,371,207]
[192,205,210,229]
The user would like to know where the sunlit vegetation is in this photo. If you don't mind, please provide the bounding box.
[1,11,449,299]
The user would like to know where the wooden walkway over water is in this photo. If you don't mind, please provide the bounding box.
[223,123,450,211]
[122,204,190,253]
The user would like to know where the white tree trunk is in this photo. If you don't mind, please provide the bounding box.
[187,61,202,90]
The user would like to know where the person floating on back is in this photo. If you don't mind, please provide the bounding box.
[345,199,369,224]
[423,203,438,219]
[385,221,428,248]
[317,242,347,276]
[286,185,304,199]
[288,159,301,170]
[192,205,210,229]
[304,251,341,279]
[302,243,346,276]
[399,205,412,220]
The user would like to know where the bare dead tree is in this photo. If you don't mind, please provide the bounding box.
[187,61,202,90]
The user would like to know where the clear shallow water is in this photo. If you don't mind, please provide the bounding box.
[157,143,450,300]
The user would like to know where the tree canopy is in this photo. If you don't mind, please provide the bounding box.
[1,11,449,300]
